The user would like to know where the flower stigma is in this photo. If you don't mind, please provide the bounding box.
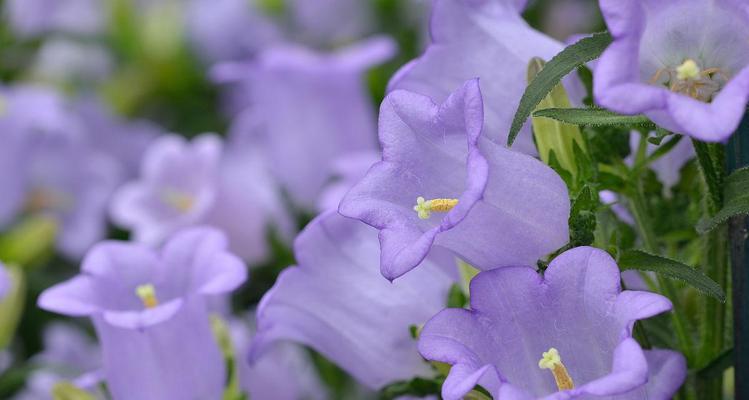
[135,284,159,309]
[413,196,459,220]
[539,347,574,391]
[162,189,195,213]
[650,58,729,102]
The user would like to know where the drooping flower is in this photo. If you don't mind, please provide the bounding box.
[38,227,247,400]
[594,0,749,142]
[389,0,579,154]
[418,246,687,400]
[251,211,456,389]
[110,133,291,263]
[339,80,570,280]
[221,37,395,209]
[0,86,122,258]
[228,316,327,400]
[13,322,102,400]
[4,0,104,37]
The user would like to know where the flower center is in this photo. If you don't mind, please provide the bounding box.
[539,347,574,391]
[650,58,729,102]
[162,189,195,213]
[413,196,459,220]
[135,284,159,309]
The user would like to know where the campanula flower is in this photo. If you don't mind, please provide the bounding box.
[418,246,686,400]
[251,211,456,389]
[38,227,247,400]
[339,80,569,280]
[594,0,749,142]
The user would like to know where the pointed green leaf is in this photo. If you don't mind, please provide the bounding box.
[508,32,612,146]
[697,166,749,233]
[619,250,726,302]
[533,108,654,128]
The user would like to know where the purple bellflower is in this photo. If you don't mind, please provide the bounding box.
[594,0,749,142]
[339,80,570,280]
[38,227,247,400]
[110,134,291,264]
[418,246,686,400]
[222,37,395,209]
[228,317,327,400]
[389,0,574,155]
[251,211,456,389]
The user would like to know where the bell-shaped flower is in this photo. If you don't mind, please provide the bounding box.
[594,0,749,142]
[110,133,292,264]
[418,246,687,400]
[38,227,247,400]
[221,37,395,209]
[339,80,570,280]
[389,0,578,154]
[251,211,456,389]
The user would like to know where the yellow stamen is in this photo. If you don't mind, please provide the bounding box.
[162,190,195,213]
[539,348,574,391]
[676,59,700,81]
[413,196,459,220]
[135,284,159,309]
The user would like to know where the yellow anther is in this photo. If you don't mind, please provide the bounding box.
[676,59,700,81]
[539,348,574,391]
[162,190,195,213]
[135,284,159,309]
[413,196,459,220]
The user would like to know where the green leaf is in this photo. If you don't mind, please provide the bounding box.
[52,382,96,400]
[619,250,726,302]
[533,108,654,127]
[569,186,598,247]
[697,347,734,379]
[696,166,749,233]
[379,377,442,400]
[446,284,468,308]
[508,32,612,146]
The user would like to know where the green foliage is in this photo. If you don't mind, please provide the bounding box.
[51,382,96,400]
[379,377,442,400]
[697,166,749,233]
[569,186,598,247]
[446,284,468,308]
[618,250,726,302]
[508,32,612,146]
[533,107,654,128]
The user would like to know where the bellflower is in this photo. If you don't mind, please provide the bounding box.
[419,246,686,400]
[4,0,103,37]
[389,0,575,154]
[251,211,456,389]
[0,263,9,301]
[110,134,291,263]
[14,322,102,400]
[38,227,247,400]
[222,37,395,208]
[186,0,280,64]
[594,0,749,142]
[228,317,327,400]
[339,80,570,280]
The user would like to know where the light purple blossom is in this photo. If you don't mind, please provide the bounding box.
[4,0,103,37]
[0,87,122,258]
[389,0,573,155]
[110,134,292,263]
[418,246,687,400]
[594,0,749,142]
[13,322,102,400]
[228,316,327,400]
[251,211,456,389]
[186,0,281,64]
[339,80,570,280]
[0,262,9,301]
[222,37,395,208]
[38,227,247,400]
[31,39,113,85]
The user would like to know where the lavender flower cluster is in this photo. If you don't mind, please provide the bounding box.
[0,0,746,399]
